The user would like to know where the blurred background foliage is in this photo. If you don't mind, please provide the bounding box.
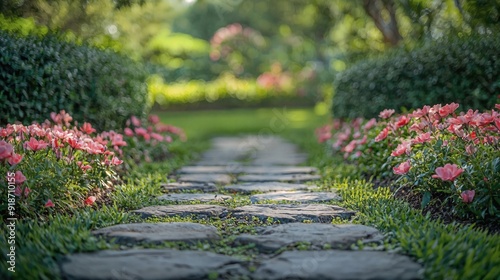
[1,0,499,114]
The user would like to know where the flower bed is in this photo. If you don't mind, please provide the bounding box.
[0,111,185,219]
[316,103,500,223]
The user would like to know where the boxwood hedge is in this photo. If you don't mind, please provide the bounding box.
[332,35,500,118]
[0,31,148,131]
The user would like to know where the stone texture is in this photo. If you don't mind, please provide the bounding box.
[251,154,308,166]
[241,166,318,175]
[178,174,233,185]
[235,223,382,253]
[224,182,318,194]
[158,193,232,203]
[132,205,229,219]
[238,174,321,183]
[161,182,217,193]
[60,249,249,280]
[250,191,340,203]
[231,204,355,223]
[176,165,242,174]
[252,250,422,280]
[92,222,220,244]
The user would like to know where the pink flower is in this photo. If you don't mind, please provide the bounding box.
[130,116,141,127]
[76,161,92,172]
[10,171,27,185]
[150,133,164,142]
[148,115,160,124]
[124,127,134,137]
[84,196,96,206]
[465,145,477,155]
[432,164,463,181]
[391,142,411,157]
[412,132,431,144]
[495,104,500,110]
[81,122,96,134]
[410,106,430,118]
[460,190,475,203]
[24,137,49,152]
[111,134,127,147]
[134,127,148,136]
[375,127,389,142]
[395,116,410,128]
[111,157,123,165]
[14,186,30,197]
[0,140,13,160]
[379,109,395,119]
[393,161,411,175]
[439,103,459,117]
[44,199,55,208]
[8,153,23,165]
[363,118,377,131]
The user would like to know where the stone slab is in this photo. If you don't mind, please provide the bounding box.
[60,249,249,280]
[178,174,233,185]
[92,222,220,244]
[241,166,318,175]
[238,174,321,183]
[224,182,318,194]
[231,204,355,223]
[235,223,382,253]
[177,165,242,174]
[251,155,308,166]
[158,193,232,203]
[253,250,422,280]
[250,191,340,203]
[161,182,217,193]
[132,205,229,219]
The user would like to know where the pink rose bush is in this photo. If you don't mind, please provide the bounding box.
[316,103,500,222]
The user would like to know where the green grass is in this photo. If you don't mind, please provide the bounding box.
[155,107,327,140]
[2,107,499,280]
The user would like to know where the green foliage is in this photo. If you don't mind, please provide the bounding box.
[0,30,148,131]
[332,35,500,119]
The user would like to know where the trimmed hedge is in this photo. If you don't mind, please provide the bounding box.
[332,35,500,118]
[0,31,148,131]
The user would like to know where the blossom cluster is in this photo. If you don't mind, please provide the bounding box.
[317,103,500,221]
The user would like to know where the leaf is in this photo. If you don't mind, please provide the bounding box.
[421,191,432,209]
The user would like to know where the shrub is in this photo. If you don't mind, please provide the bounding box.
[317,103,500,222]
[0,30,148,131]
[0,111,124,219]
[332,35,500,119]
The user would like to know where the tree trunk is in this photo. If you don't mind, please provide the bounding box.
[363,0,403,46]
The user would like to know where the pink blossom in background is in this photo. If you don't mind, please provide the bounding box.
[412,132,431,144]
[465,145,477,155]
[0,140,13,160]
[148,115,160,124]
[393,161,411,175]
[8,153,23,165]
[432,164,464,181]
[391,142,411,157]
[410,106,430,118]
[13,171,26,185]
[124,127,134,137]
[375,127,389,142]
[14,186,30,197]
[130,116,141,127]
[84,196,96,206]
[395,116,410,128]
[81,122,96,134]
[44,199,55,208]
[439,103,459,117]
[460,190,475,203]
[150,133,164,142]
[363,118,377,131]
[24,137,49,151]
[379,109,395,119]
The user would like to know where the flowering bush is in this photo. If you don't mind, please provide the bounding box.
[0,111,123,219]
[317,103,500,222]
[120,114,186,165]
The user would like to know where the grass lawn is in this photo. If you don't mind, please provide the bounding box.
[2,107,499,279]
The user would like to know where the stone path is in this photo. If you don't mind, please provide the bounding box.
[59,136,422,279]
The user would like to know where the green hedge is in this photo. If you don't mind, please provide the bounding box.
[332,35,500,118]
[0,31,148,130]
